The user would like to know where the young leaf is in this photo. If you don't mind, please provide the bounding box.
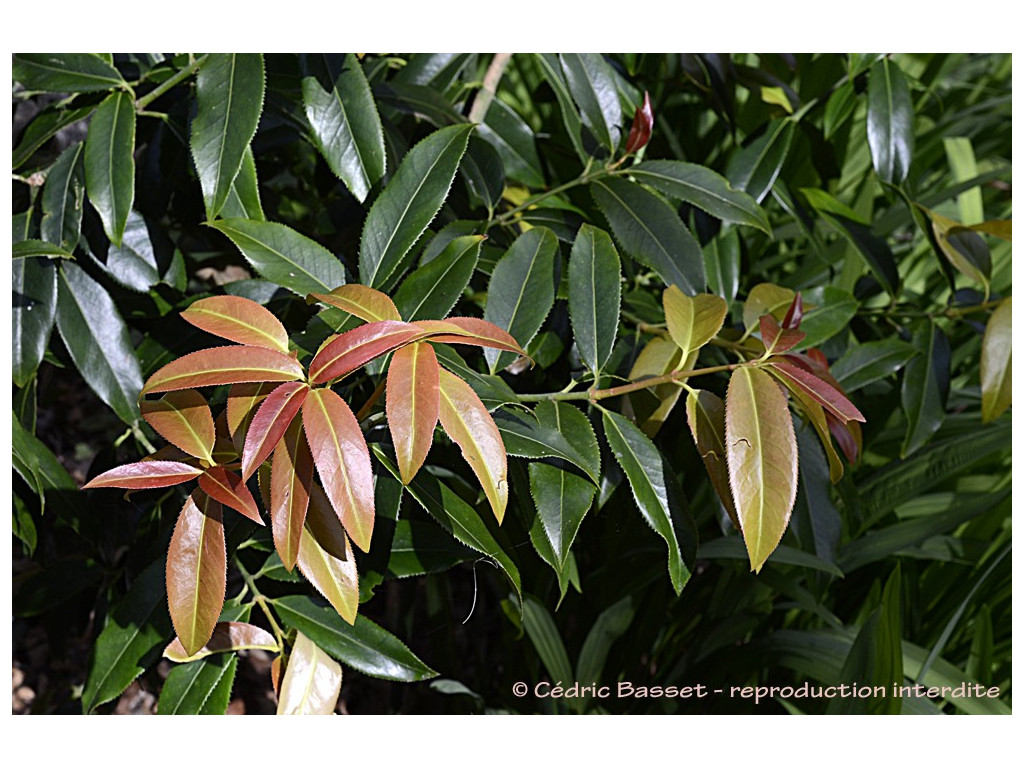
[83,460,202,490]
[624,91,654,155]
[181,295,290,354]
[166,492,227,657]
[13,257,57,388]
[387,342,441,484]
[768,359,866,424]
[270,416,315,570]
[359,123,474,289]
[559,53,622,152]
[867,57,914,184]
[308,320,430,385]
[276,632,343,715]
[685,389,739,529]
[568,224,621,376]
[302,388,375,552]
[13,53,125,93]
[84,91,135,246]
[308,284,401,323]
[242,381,310,480]
[760,314,806,355]
[40,141,85,250]
[198,467,263,526]
[296,484,359,625]
[742,283,796,333]
[163,621,277,663]
[901,323,950,457]
[980,297,1011,423]
[191,53,265,219]
[663,287,728,364]
[226,381,276,453]
[142,346,304,396]
[141,390,216,463]
[394,234,483,321]
[416,317,529,358]
[437,368,508,523]
[725,366,798,572]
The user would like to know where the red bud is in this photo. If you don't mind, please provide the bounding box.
[624,91,654,156]
[782,292,804,329]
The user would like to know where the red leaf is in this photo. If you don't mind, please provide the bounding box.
[415,317,530,358]
[302,388,374,552]
[307,320,430,385]
[387,342,440,484]
[782,293,804,330]
[142,347,304,395]
[308,284,402,323]
[827,411,862,464]
[226,381,277,453]
[270,417,314,570]
[166,491,226,657]
[198,467,264,525]
[759,314,806,355]
[624,91,654,156]
[163,621,277,663]
[83,460,202,490]
[181,295,290,353]
[141,390,216,462]
[769,359,866,424]
[241,382,309,480]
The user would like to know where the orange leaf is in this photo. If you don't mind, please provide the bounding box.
[302,388,374,552]
[308,284,402,323]
[181,295,290,353]
[163,621,278,663]
[141,390,216,463]
[415,317,530,358]
[166,491,226,657]
[307,320,430,385]
[83,460,202,490]
[296,484,359,624]
[437,368,507,522]
[241,382,309,479]
[226,381,277,453]
[198,466,264,525]
[387,342,440,484]
[270,416,314,570]
[142,346,304,395]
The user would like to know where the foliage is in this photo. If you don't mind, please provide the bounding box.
[12,52,1011,715]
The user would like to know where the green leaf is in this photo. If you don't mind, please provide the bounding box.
[495,403,600,484]
[12,416,76,513]
[559,53,621,152]
[943,137,984,225]
[13,257,57,388]
[575,595,634,688]
[274,594,438,682]
[790,423,841,565]
[158,654,238,715]
[529,460,595,573]
[13,53,125,93]
[56,262,143,424]
[980,297,1011,423]
[823,81,857,140]
[12,240,74,260]
[522,595,573,683]
[901,323,950,457]
[867,58,914,184]
[483,227,559,372]
[810,207,900,298]
[386,519,475,579]
[84,91,135,246]
[359,123,474,289]
[602,410,693,594]
[302,53,385,203]
[568,224,621,376]
[726,119,794,203]
[13,105,94,170]
[476,96,545,188]
[218,146,265,221]
[209,218,345,297]
[628,160,770,233]
[794,287,858,350]
[461,137,505,212]
[394,235,482,321]
[81,559,172,713]
[533,53,588,164]
[592,177,705,295]
[191,53,265,220]
[96,210,160,292]
[433,346,521,411]
[832,338,918,393]
[685,389,739,528]
[41,142,85,250]
[703,228,741,303]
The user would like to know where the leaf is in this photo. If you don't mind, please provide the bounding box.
[166,492,227,657]
[592,177,706,295]
[703,229,741,303]
[529,460,596,572]
[559,53,621,152]
[297,484,360,624]
[522,595,574,684]
[387,342,440,484]
[276,632,343,715]
[308,320,430,385]
[823,81,857,139]
[13,53,125,93]
[434,346,521,411]
[13,417,78,510]
[663,287,728,364]
[243,381,309,480]
[209,219,345,297]
[927,208,992,288]
[685,389,739,528]
[725,366,799,573]
[776,375,845,484]
[943,136,984,225]
[602,410,692,594]
[181,295,290,354]
[980,297,1011,423]
[12,240,74,260]
[416,317,529,358]
[629,160,770,233]
[163,621,277,663]
[308,284,401,323]
[13,257,57,388]
[794,287,858,350]
[359,123,474,289]
[97,210,160,292]
[476,95,545,187]
[219,145,265,221]
[302,53,385,202]
[575,595,635,689]
[769,360,865,424]
[760,314,806,355]
[790,422,841,564]
[624,91,653,155]
[626,335,684,437]
[302,388,375,552]
[831,339,918,393]
[41,141,85,250]
[461,137,505,211]
[198,467,263,525]
[495,403,600,484]
[726,119,794,203]
[226,381,276,453]
[533,53,588,163]
[867,57,914,184]
[437,368,508,523]
[274,594,438,682]
[901,323,950,457]
[55,263,143,424]
[742,282,796,333]
[84,91,135,246]
[13,104,94,170]
[81,559,171,713]
[393,235,482,321]
[482,227,559,372]
[269,416,315,569]
[141,390,215,462]
[142,346,303,395]
[568,224,621,376]
[158,653,238,715]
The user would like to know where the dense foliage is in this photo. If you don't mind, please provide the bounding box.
[12,52,1011,715]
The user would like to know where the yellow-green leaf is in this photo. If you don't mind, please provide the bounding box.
[296,485,359,625]
[663,287,727,367]
[162,621,277,663]
[981,297,1011,423]
[742,283,796,334]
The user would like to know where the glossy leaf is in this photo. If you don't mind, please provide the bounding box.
[40,141,85,250]
[219,145,265,221]
[158,654,237,716]
[434,346,521,411]
[901,323,950,457]
[495,403,600,484]
[790,423,841,563]
[270,417,315,569]
[394,235,482,321]
[416,317,529,358]
[387,342,440,484]
[592,177,705,295]
[437,368,508,523]
[663,287,728,364]
[534,53,588,163]
[482,227,559,372]
[626,335,684,437]
[308,320,428,384]
[773,371,845,484]
[529,460,596,572]
[12,240,74,260]
[867,57,914,184]
[769,360,865,424]
[831,339,918,393]
[226,381,276,453]
[980,297,1011,423]
[760,314,805,355]
[602,410,691,594]
[13,104,94,170]
[742,283,796,333]
[685,389,739,529]
[209,219,346,297]
[476,95,545,187]
[726,119,794,203]
[302,388,375,552]
[98,210,160,292]
[725,366,798,572]
[461,137,505,211]
[794,287,858,350]
[243,381,309,480]
[181,295,290,353]
[624,91,654,155]
[141,390,215,462]
[308,284,401,323]
[142,346,303,396]
[303,53,385,202]
[928,208,992,288]
[84,91,135,246]
[568,224,621,376]
[13,257,57,388]
[166,492,227,657]
[13,53,125,93]
[296,484,359,624]
[359,124,474,289]
[277,632,343,715]
[559,53,621,151]
[199,467,263,525]
[163,621,277,663]
[629,160,770,233]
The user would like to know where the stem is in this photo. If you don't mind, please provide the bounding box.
[135,54,208,110]
[235,557,285,649]
[467,53,512,124]
[518,361,746,402]
[491,167,611,227]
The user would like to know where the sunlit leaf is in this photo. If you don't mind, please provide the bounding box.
[980,297,1011,423]
[297,484,359,624]
[83,460,202,490]
[226,381,276,453]
[559,53,621,152]
[276,632,342,715]
[387,342,440,484]
[416,317,530,358]
[13,53,125,93]
[568,224,621,376]
[270,417,315,569]
[308,284,401,323]
[867,57,914,184]
[141,390,215,463]
[142,346,304,396]
[768,360,865,424]
[685,389,739,528]
[308,320,429,385]
[742,283,796,333]
[242,381,309,480]
[181,295,290,353]
[663,287,728,364]
[198,467,263,525]
[163,621,277,663]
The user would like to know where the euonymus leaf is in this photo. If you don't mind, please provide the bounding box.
[191,53,265,219]
[559,53,622,152]
[13,53,125,93]
[40,141,85,250]
[568,224,621,376]
[901,323,950,457]
[394,234,482,321]
[84,91,135,246]
[980,297,1011,423]
[13,257,57,388]
[867,57,914,184]
[832,338,918,393]
[277,632,343,715]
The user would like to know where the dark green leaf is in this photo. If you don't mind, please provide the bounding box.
[576,596,634,687]
[84,91,135,246]
[41,142,85,250]
[867,58,914,184]
[522,595,573,683]
[559,53,621,152]
[13,53,125,93]
[13,105,94,170]
[808,207,900,298]
[12,240,74,260]
[433,346,521,411]
[158,654,238,715]
[790,424,841,565]
[476,96,545,187]
[534,54,588,163]
[823,81,857,140]
[386,519,475,579]
[529,460,596,572]
[376,82,464,127]
[901,323,950,457]
[703,227,741,303]
[461,137,505,212]
[13,257,57,388]
[495,407,598,484]
[97,210,160,292]
[394,235,482,321]
[218,146,265,221]
[12,416,76,511]
[13,496,37,555]
[568,224,621,376]
[794,287,858,350]
[832,338,918,393]
[726,119,794,203]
